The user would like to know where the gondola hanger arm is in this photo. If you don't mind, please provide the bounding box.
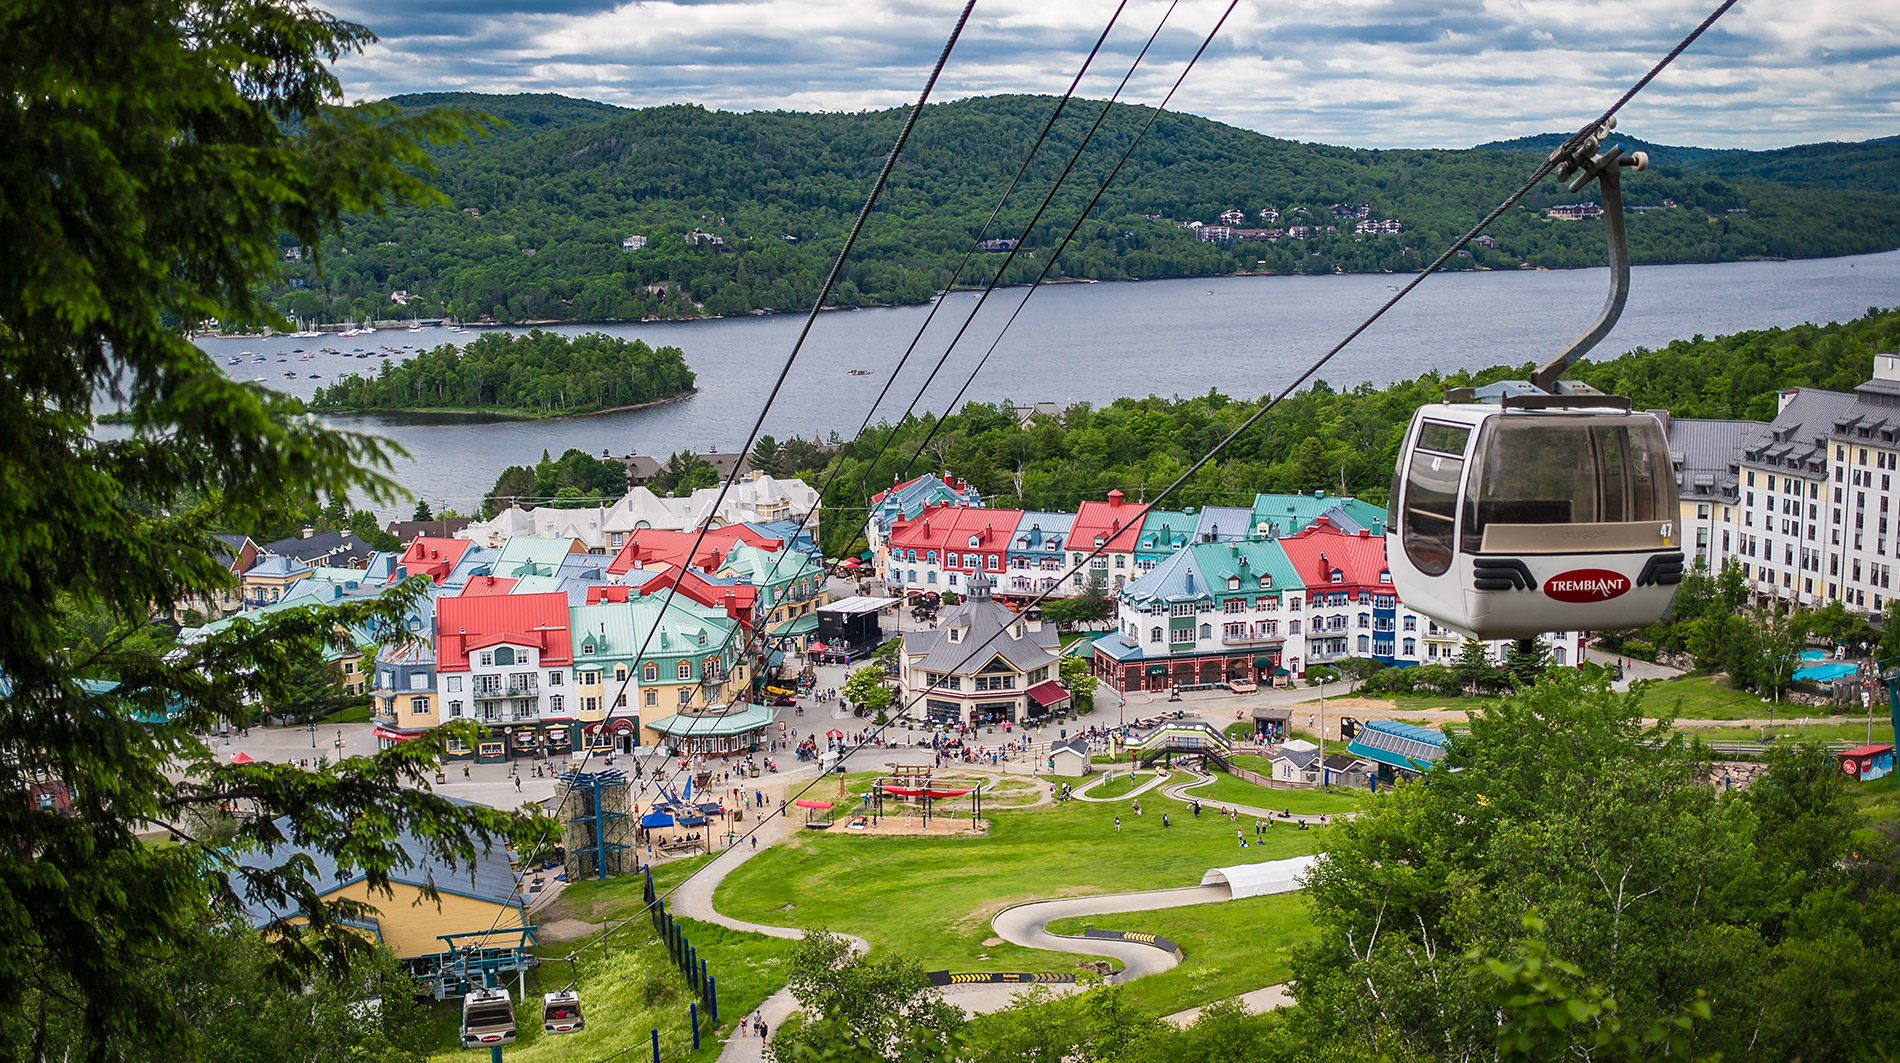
[1532,118,1650,394]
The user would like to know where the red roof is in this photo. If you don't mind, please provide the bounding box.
[1277,518,1389,589]
[605,526,781,576]
[589,569,759,628]
[1843,744,1895,758]
[391,536,473,585]
[1066,490,1148,554]
[437,591,572,671]
[457,574,518,597]
[886,503,1023,559]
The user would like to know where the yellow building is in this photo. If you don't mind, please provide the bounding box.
[242,809,533,995]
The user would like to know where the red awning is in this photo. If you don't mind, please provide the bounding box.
[880,783,976,799]
[230,751,256,764]
[794,799,833,809]
[825,729,844,739]
[371,727,419,743]
[838,558,860,568]
[1027,681,1071,708]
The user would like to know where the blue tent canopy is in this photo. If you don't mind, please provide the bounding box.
[639,811,675,829]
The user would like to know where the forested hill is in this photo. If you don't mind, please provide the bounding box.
[308,330,694,417]
[1481,132,1900,195]
[278,94,1900,326]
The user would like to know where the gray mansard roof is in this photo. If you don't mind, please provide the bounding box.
[903,573,1059,675]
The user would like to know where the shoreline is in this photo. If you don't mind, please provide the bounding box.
[198,248,1900,339]
[312,387,698,423]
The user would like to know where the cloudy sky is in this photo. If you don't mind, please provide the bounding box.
[327,0,1898,149]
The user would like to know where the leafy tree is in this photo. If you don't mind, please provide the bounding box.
[650,450,717,496]
[1714,558,1750,611]
[770,931,965,1063]
[308,330,693,415]
[1484,915,1713,1063]
[1288,671,1898,1062]
[1453,638,1494,696]
[1807,598,1856,644]
[1689,611,1757,685]
[1881,597,1900,665]
[1756,611,1811,700]
[1058,654,1097,711]
[0,0,541,1051]
[411,498,433,522]
[842,664,894,716]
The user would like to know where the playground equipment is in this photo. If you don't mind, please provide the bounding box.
[870,765,986,830]
[1121,721,1235,772]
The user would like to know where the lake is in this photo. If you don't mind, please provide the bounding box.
[184,249,1900,516]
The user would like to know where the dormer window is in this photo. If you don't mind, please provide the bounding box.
[949,628,960,642]
[1227,576,1240,590]
[583,643,595,655]
[1259,575,1271,588]
[969,534,980,548]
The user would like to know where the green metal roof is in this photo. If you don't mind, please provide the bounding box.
[770,614,819,638]
[647,703,775,737]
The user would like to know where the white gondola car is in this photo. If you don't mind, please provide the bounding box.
[1386,400,1682,640]
[543,989,586,1034]
[460,986,518,1049]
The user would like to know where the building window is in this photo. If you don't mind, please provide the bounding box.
[549,671,562,686]
[446,675,461,693]
[645,689,657,707]
[1150,627,1163,642]
[678,688,693,705]
[550,695,564,714]
[479,651,493,666]
[677,661,692,681]
[448,700,463,718]
[643,663,657,682]
[1200,623,1212,639]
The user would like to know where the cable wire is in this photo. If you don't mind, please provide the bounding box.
[582,0,1747,957]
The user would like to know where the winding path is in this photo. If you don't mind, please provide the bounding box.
[669,772,1304,1060]
[1070,768,1172,802]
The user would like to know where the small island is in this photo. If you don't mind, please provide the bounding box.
[309,330,694,417]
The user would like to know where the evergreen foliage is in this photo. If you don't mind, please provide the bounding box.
[309,329,694,414]
[271,94,1900,325]
[0,0,545,1050]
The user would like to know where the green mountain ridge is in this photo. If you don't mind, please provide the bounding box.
[275,94,1900,326]
[1478,131,1900,194]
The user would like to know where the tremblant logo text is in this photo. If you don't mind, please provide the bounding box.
[1543,569,1631,602]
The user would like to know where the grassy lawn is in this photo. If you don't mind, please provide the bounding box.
[1180,773,1373,815]
[1082,770,1160,798]
[713,792,1323,978]
[1635,676,1780,721]
[1042,892,1315,1015]
[427,860,797,1062]
[1676,720,1896,745]
[320,703,373,723]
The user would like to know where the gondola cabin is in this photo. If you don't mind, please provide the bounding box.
[1386,399,1682,640]
[543,989,586,1034]
[460,986,518,1048]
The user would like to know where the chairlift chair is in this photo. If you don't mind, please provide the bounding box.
[542,989,586,1034]
[459,985,518,1048]
[1386,124,1683,640]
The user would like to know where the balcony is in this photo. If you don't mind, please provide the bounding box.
[1220,632,1283,646]
[507,677,539,697]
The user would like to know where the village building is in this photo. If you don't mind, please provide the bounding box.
[898,572,1066,727]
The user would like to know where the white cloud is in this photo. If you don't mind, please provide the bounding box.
[328,0,1899,148]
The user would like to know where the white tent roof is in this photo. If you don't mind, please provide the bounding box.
[818,595,898,616]
[1201,855,1316,899]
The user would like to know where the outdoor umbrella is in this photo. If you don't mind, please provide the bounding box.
[230,751,255,764]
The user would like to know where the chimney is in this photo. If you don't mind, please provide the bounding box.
[302,526,313,538]
[1107,489,1124,507]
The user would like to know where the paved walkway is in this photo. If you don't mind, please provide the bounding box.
[1160,771,1337,827]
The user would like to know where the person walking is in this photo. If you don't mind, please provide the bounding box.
[1162,813,1170,828]
[513,775,522,793]
[1114,816,1122,833]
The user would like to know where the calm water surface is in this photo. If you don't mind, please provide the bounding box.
[183,250,1900,514]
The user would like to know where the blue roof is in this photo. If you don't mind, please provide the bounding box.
[1191,506,1255,543]
[1006,512,1073,559]
[237,804,525,954]
[1347,719,1446,772]
[1121,546,1208,605]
